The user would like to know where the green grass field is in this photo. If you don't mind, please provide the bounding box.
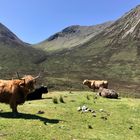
[0,91,140,140]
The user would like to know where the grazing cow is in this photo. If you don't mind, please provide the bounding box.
[26,86,48,100]
[83,79,108,91]
[0,75,39,116]
[98,87,118,99]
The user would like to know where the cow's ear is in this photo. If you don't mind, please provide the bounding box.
[19,79,25,87]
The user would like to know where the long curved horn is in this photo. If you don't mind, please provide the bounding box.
[16,72,20,79]
[34,73,41,80]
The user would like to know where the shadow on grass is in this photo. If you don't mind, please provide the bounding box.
[0,112,61,125]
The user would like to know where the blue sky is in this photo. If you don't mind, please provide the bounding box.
[0,0,140,44]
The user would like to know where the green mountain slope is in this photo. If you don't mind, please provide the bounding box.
[37,5,140,96]
[34,22,113,53]
[1,5,140,96]
[0,23,46,78]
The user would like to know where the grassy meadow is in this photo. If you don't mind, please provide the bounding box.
[0,91,140,140]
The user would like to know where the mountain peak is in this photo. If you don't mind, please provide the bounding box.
[47,22,114,42]
[0,22,23,44]
[62,25,80,33]
[122,4,140,20]
[35,21,113,53]
[102,5,140,41]
[134,4,140,9]
[47,25,81,41]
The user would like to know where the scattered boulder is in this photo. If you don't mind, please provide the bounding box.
[91,110,96,113]
[77,105,110,121]
[99,109,104,112]
[88,125,93,129]
[77,105,96,114]
[37,110,45,114]
[129,126,133,130]
[77,106,81,111]
[94,95,98,100]
[101,116,107,120]
[92,113,96,117]
[81,105,88,112]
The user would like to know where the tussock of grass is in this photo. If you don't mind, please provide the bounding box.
[59,95,65,103]
[86,95,90,100]
[52,96,58,104]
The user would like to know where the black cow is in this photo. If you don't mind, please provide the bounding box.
[26,86,48,100]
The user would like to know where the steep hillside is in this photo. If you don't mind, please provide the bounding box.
[0,23,46,79]
[39,5,140,95]
[2,5,140,95]
[34,22,113,53]
[0,23,24,44]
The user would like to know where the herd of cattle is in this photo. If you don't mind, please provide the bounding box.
[83,79,119,99]
[0,74,118,116]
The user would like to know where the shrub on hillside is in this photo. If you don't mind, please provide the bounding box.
[59,95,65,103]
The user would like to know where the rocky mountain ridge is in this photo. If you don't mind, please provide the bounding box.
[35,21,113,53]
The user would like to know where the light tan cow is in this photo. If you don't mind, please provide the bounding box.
[83,79,108,91]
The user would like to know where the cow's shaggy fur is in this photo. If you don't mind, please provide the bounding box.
[83,79,108,91]
[98,87,118,99]
[0,75,37,116]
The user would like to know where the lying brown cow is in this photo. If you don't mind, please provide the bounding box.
[0,75,39,116]
[98,87,118,99]
[83,79,108,91]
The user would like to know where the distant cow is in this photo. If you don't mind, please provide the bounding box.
[26,86,48,100]
[83,79,108,91]
[0,75,39,116]
[98,87,118,99]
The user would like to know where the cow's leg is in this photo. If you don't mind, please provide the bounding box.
[10,102,18,116]
[10,96,18,117]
